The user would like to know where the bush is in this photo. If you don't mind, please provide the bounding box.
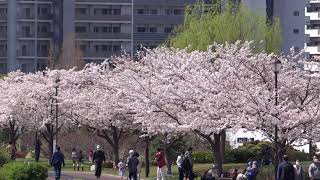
[15,151,26,158]
[0,148,10,167]
[0,163,48,180]
[192,151,214,164]
[103,161,114,168]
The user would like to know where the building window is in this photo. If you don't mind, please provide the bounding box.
[102,9,112,15]
[113,9,121,15]
[113,27,121,33]
[293,29,299,34]
[0,63,7,74]
[76,8,87,15]
[137,27,146,32]
[136,9,146,15]
[174,9,183,15]
[75,26,87,33]
[22,45,27,56]
[293,11,299,16]
[150,9,158,15]
[40,25,48,33]
[113,45,121,52]
[102,45,112,51]
[164,27,173,33]
[80,45,87,51]
[94,27,99,33]
[95,45,99,52]
[22,26,31,36]
[150,27,157,32]
[102,26,112,33]
[25,8,31,18]
[165,9,173,15]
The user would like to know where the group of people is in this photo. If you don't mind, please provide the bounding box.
[71,148,85,171]
[274,154,320,180]
[177,148,195,180]
[50,145,106,180]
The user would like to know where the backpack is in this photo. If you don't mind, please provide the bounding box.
[280,163,295,180]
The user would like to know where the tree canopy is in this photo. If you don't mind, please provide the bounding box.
[169,2,281,54]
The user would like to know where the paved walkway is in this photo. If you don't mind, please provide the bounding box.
[47,171,122,180]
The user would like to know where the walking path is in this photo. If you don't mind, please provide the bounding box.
[47,171,122,180]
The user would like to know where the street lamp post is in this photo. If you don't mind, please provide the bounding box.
[272,58,281,180]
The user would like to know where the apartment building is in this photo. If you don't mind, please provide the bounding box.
[1,0,207,73]
[1,0,307,73]
[242,0,305,55]
[305,0,320,57]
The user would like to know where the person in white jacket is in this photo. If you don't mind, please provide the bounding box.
[176,152,184,180]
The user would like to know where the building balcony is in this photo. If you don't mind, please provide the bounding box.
[0,51,6,57]
[38,14,53,20]
[75,15,131,22]
[76,32,131,40]
[306,29,320,38]
[305,11,320,21]
[305,45,320,55]
[37,32,52,38]
[134,15,183,24]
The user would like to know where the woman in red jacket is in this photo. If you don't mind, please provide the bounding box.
[155,148,166,180]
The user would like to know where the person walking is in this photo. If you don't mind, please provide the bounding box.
[176,152,184,180]
[293,160,303,180]
[89,149,94,162]
[77,150,85,171]
[309,155,320,180]
[184,148,194,180]
[117,161,126,180]
[155,148,167,180]
[133,151,141,180]
[277,155,295,180]
[92,145,106,179]
[127,150,139,180]
[50,146,65,180]
[245,161,258,180]
[71,148,77,171]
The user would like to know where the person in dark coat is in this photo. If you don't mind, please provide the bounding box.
[92,145,106,179]
[127,150,140,180]
[277,155,295,180]
[50,146,65,180]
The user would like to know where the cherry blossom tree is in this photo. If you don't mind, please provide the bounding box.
[59,61,137,165]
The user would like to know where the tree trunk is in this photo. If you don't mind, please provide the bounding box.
[309,139,313,160]
[96,127,122,166]
[165,146,173,174]
[112,145,120,167]
[213,133,223,176]
[34,132,41,162]
[48,132,54,162]
[220,130,226,163]
[145,137,150,177]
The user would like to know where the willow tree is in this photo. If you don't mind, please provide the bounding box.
[169,2,281,54]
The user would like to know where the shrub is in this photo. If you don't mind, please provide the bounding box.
[192,151,214,164]
[103,161,114,168]
[0,163,48,180]
[15,151,26,158]
[0,148,10,167]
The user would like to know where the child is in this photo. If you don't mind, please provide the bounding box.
[117,161,126,180]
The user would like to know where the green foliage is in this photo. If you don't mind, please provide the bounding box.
[0,148,10,167]
[0,163,48,180]
[103,161,114,168]
[169,2,281,54]
[192,151,214,163]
